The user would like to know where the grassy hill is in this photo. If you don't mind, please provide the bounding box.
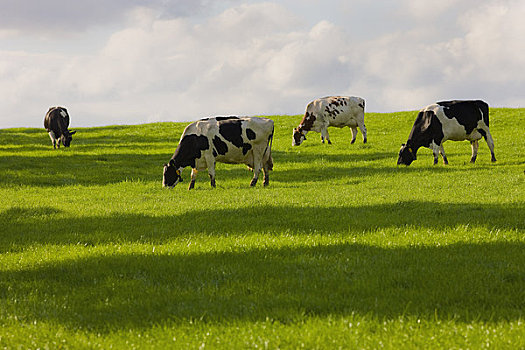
[1,109,524,348]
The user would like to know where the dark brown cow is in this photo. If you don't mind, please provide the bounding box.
[44,107,76,148]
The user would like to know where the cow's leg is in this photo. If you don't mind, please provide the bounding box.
[262,155,271,187]
[484,130,497,162]
[208,163,216,188]
[48,131,57,149]
[250,166,261,186]
[431,142,440,165]
[470,140,479,163]
[250,154,262,187]
[440,145,449,165]
[262,169,270,186]
[321,127,331,144]
[350,127,358,144]
[358,122,368,144]
[188,169,198,190]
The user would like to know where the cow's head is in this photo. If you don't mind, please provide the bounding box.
[163,159,183,187]
[292,127,307,146]
[60,130,76,147]
[397,143,417,165]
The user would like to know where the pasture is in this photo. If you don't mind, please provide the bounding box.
[0,109,524,349]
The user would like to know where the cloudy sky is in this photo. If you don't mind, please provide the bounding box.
[1,0,524,128]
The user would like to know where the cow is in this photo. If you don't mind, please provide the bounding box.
[163,116,274,190]
[397,100,496,166]
[292,96,367,146]
[44,106,76,149]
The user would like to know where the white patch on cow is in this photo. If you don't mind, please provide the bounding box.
[60,110,68,118]
[48,131,57,143]
[434,106,469,142]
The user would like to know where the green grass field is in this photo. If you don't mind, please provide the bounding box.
[1,109,524,349]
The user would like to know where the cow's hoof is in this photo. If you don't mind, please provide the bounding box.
[491,156,497,162]
[363,138,367,144]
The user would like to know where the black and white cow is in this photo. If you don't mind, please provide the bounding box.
[44,107,76,149]
[397,100,496,166]
[293,96,367,146]
[163,116,274,190]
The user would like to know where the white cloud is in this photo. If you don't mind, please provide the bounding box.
[0,1,523,128]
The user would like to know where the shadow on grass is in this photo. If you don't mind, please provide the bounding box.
[1,201,522,251]
[0,150,473,188]
[0,153,166,187]
[272,149,395,164]
[0,123,183,146]
[1,241,524,331]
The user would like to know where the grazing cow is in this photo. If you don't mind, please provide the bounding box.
[397,100,496,166]
[44,107,76,148]
[163,116,274,190]
[292,96,367,146]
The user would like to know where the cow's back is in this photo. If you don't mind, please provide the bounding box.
[241,117,274,144]
[44,107,69,133]
[307,96,364,128]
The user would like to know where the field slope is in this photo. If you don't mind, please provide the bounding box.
[1,109,524,349]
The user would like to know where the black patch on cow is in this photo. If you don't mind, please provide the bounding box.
[242,143,252,155]
[478,128,487,139]
[218,119,244,148]
[200,116,239,121]
[359,101,365,109]
[213,135,228,155]
[212,149,218,157]
[437,100,488,135]
[407,110,445,150]
[300,112,316,131]
[216,116,239,121]
[172,134,209,168]
[246,128,256,140]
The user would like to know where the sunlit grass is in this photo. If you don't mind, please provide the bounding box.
[1,109,524,348]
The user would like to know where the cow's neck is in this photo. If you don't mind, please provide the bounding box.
[406,139,424,155]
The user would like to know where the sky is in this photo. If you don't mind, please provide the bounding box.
[0,0,524,128]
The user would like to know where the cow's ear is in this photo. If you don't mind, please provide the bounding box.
[401,143,406,147]
[163,163,168,167]
[70,130,76,135]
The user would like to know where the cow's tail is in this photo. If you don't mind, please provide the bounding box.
[477,100,490,127]
[265,125,274,171]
